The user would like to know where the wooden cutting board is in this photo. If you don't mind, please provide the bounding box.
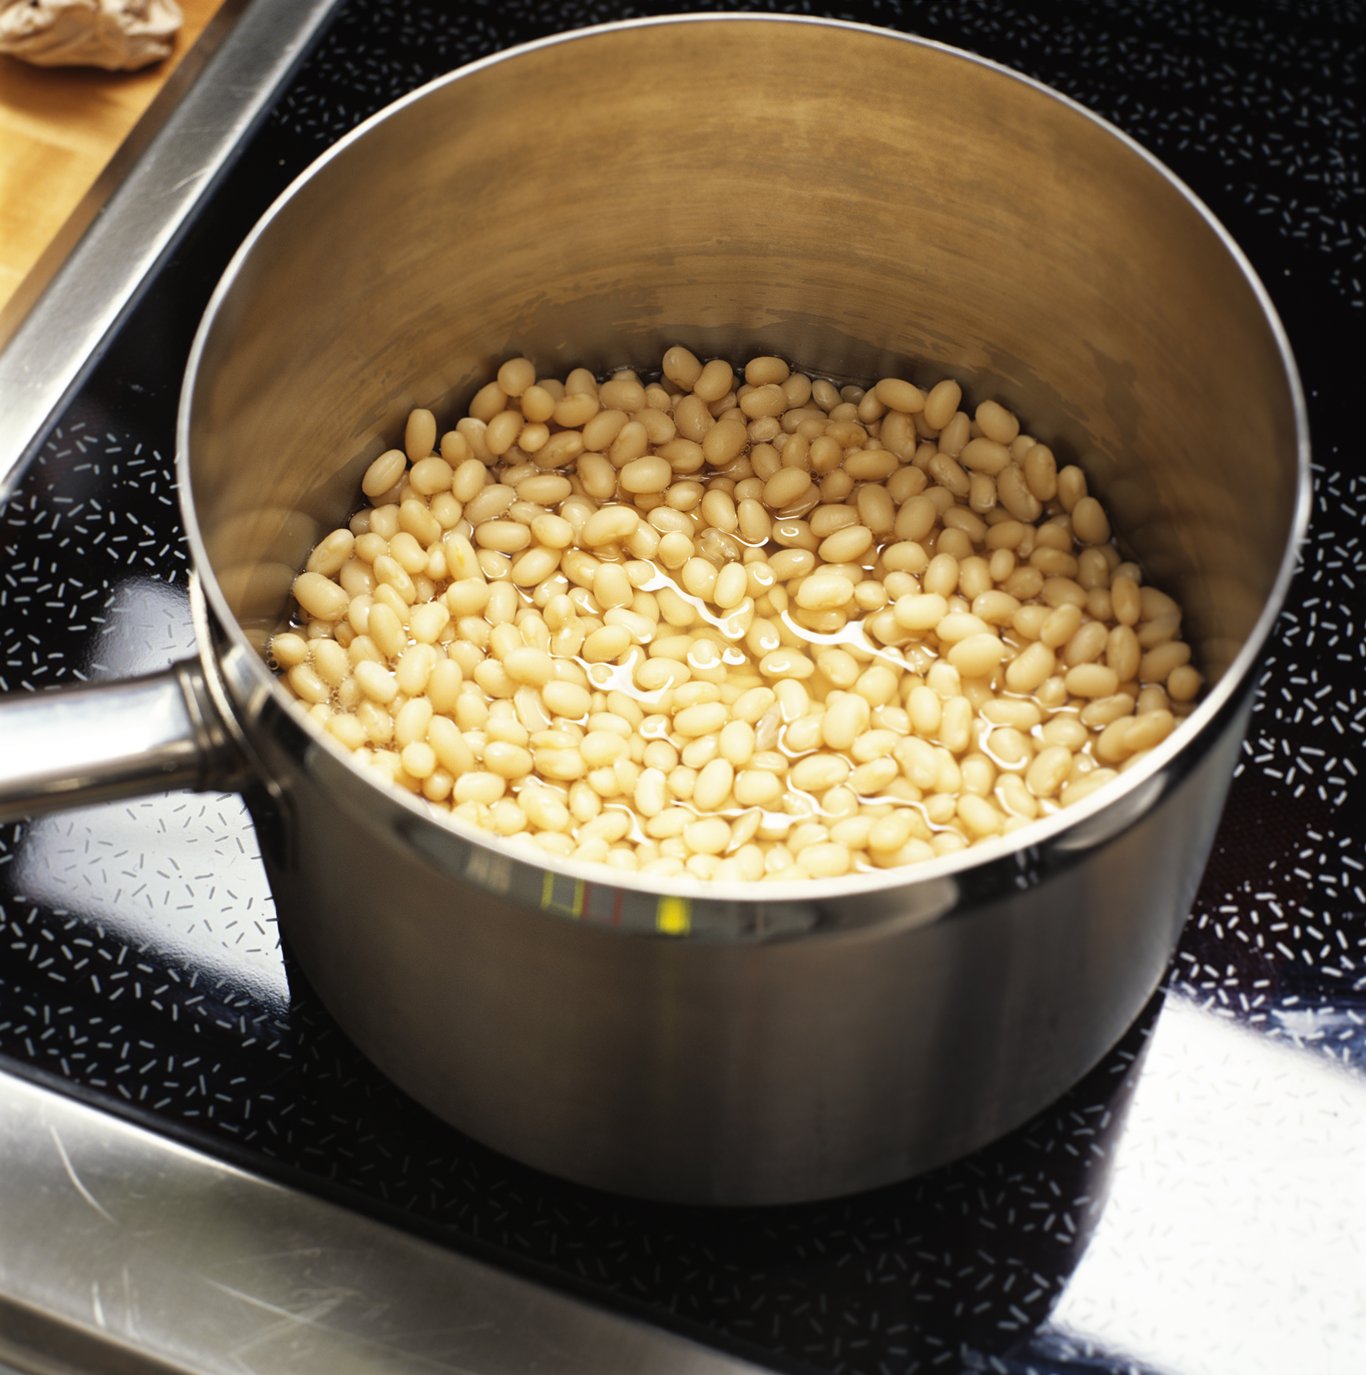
[0,0,226,317]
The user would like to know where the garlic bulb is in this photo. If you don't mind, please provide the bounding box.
[0,0,183,72]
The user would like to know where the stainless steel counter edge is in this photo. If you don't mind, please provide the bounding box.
[0,0,347,503]
[0,1065,768,1374]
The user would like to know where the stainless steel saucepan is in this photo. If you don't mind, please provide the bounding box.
[0,16,1309,1205]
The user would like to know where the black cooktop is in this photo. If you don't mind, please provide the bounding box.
[2,2,1363,1372]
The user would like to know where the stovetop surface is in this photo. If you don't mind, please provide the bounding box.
[2,2,1363,1373]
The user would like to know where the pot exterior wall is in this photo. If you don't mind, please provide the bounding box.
[180,17,1304,1205]
[249,687,1248,1205]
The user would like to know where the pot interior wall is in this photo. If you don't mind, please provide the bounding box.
[186,18,1298,681]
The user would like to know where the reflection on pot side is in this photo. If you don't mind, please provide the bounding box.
[12,575,285,1007]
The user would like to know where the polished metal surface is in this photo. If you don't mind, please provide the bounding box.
[0,0,344,503]
[0,662,241,822]
[179,17,1308,1201]
[0,18,1311,1204]
[0,1067,764,1375]
[253,681,1248,1204]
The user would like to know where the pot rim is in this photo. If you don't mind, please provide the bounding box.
[176,12,1312,925]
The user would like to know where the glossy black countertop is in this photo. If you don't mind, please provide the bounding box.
[1,2,1363,1373]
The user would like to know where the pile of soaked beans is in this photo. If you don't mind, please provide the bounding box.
[271,349,1201,882]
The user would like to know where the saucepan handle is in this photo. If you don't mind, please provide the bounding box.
[0,660,247,822]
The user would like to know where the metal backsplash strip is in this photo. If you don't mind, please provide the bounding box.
[0,0,346,503]
[0,1066,764,1375]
